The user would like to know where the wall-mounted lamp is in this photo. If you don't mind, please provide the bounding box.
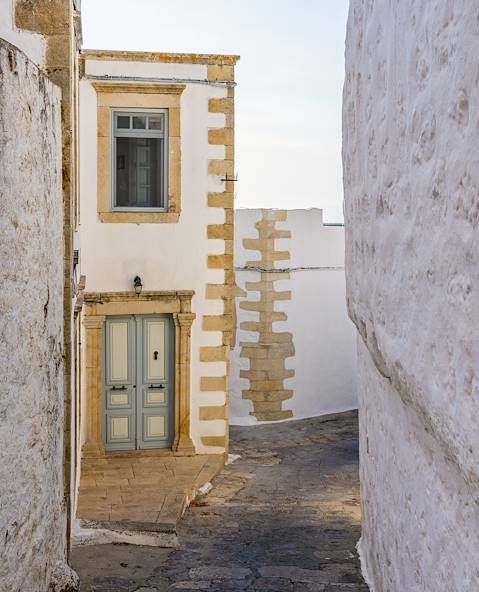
[133,275,143,296]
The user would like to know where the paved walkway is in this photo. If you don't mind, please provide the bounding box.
[77,453,224,530]
[72,411,368,591]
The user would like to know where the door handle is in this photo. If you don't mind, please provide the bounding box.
[111,385,127,391]
[148,384,165,389]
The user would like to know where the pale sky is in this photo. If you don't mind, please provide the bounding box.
[82,0,349,222]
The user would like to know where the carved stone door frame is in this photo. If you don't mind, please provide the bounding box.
[81,290,196,457]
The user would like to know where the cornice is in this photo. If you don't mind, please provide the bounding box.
[91,81,186,94]
[82,49,240,66]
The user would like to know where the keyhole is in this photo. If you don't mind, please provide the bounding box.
[153,350,159,360]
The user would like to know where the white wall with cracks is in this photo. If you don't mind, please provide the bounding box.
[343,1,479,589]
[0,39,75,592]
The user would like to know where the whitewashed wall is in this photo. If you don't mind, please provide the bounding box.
[343,1,479,589]
[79,59,228,452]
[231,208,357,424]
[0,39,68,592]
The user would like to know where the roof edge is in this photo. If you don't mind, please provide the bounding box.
[81,49,240,66]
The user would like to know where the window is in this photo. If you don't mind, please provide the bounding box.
[94,82,184,223]
[112,110,168,210]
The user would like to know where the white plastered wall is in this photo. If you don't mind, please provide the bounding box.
[343,1,479,589]
[231,208,357,424]
[79,58,229,453]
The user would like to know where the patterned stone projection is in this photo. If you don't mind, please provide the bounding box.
[240,210,295,421]
[200,76,236,450]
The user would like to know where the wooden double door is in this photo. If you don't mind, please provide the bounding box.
[103,314,174,450]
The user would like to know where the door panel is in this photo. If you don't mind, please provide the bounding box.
[104,317,135,450]
[106,413,134,447]
[111,416,130,438]
[143,387,167,407]
[144,414,166,440]
[106,386,134,410]
[138,316,172,449]
[139,385,170,448]
[106,319,131,384]
[103,315,174,451]
[108,391,130,407]
[143,318,167,382]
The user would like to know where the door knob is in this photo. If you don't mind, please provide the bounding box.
[153,350,159,360]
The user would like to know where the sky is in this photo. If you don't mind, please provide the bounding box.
[82,0,349,222]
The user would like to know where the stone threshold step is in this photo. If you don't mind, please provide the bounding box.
[73,483,199,548]
[72,517,180,548]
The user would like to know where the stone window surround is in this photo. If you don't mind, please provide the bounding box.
[92,81,184,224]
[82,290,196,457]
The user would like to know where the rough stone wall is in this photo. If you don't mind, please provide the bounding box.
[0,40,67,592]
[15,0,79,544]
[343,1,479,589]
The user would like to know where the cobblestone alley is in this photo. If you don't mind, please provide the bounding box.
[72,411,368,591]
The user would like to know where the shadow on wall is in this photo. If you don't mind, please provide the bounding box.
[231,208,357,425]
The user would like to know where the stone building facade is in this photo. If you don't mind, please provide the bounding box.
[73,50,238,533]
[343,1,479,589]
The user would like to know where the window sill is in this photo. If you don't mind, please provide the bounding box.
[99,211,180,224]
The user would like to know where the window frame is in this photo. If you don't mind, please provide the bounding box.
[110,108,169,212]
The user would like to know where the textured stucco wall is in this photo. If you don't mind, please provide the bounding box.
[343,1,479,589]
[231,208,357,424]
[0,40,67,591]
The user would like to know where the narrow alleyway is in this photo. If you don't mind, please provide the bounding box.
[72,411,368,591]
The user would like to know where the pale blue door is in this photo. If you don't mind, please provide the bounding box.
[136,316,173,449]
[104,316,136,450]
[103,315,174,450]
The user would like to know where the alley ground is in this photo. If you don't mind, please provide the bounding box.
[72,411,368,591]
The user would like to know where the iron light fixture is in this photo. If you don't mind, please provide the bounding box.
[133,275,143,296]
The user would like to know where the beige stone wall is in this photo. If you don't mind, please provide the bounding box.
[199,80,236,448]
[0,39,67,592]
[237,210,295,421]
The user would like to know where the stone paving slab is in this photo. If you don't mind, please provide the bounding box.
[76,454,224,531]
[72,411,369,591]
